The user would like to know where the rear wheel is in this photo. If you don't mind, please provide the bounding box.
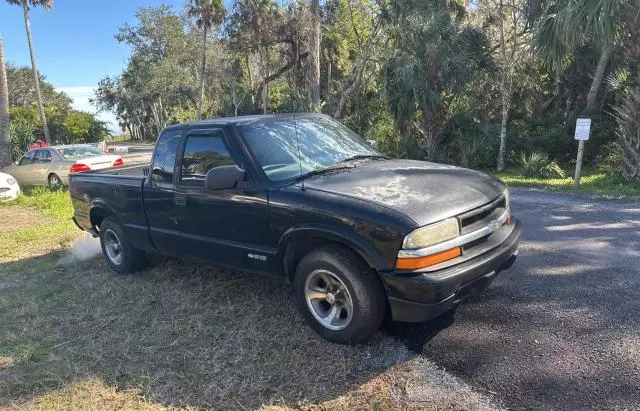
[99,216,146,273]
[294,245,386,344]
[48,173,63,190]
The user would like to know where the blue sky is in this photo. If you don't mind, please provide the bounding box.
[0,0,229,131]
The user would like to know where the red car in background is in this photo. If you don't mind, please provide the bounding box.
[29,138,49,151]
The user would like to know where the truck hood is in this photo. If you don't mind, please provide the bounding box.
[303,159,506,226]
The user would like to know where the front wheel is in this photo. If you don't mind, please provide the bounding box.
[99,216,147,273]
[294,245,386,344]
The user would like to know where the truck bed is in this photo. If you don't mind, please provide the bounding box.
[91,163,150,177]
[69,164,151,247]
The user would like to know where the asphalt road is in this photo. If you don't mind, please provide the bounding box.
[388,188,640,410]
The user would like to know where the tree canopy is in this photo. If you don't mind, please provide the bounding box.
[88,0,640,179]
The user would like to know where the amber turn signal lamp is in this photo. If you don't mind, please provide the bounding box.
[395,247,461,270]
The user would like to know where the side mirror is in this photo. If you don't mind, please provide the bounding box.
[205,165,246,190]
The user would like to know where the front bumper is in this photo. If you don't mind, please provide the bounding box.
[0,186,20,201]
[381,219,521,322]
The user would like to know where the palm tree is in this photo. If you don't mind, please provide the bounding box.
[186,0,226,120]
[0,34,12,167]
[529,0,627,114]
[6,0,53,144]
[384,0,492,159]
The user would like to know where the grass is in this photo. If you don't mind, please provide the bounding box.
[490,169,640,198]
[0,190,498,410]
[0,187,79,263]
[0,249,415,409]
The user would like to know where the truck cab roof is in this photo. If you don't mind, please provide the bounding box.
[167,113,331,131]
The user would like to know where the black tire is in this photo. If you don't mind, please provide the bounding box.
[294,245,386,344]
[99,216,147,273]
[48,173,63,190]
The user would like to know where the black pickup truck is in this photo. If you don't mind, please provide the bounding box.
[70,113,521,344]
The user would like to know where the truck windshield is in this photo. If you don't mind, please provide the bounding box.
[238,117,381,183]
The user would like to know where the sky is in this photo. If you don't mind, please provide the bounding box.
[0,0,226,132]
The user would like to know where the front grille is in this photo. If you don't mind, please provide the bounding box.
[459,195,506,237]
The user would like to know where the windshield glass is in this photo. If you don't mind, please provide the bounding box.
[238,117,380,182]
[57,146,105,159]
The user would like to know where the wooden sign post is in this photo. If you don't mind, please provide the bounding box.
[573,118,591,187]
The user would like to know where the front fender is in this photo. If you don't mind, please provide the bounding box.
[277,223,385,272]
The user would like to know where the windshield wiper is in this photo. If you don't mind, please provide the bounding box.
[293,164,356,182]
[339,154,389,163]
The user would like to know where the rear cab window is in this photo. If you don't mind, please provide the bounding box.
[180,129,235,186]
[151,128,182,187]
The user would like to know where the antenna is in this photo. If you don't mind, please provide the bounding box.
[293,112,305,191]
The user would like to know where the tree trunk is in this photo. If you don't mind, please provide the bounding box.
[231,75,238,116]
[197,24,208,120]
[245,53,254,107]
[553,66,562,112]
[254,52,310,111]
[496,0,509,172]
[421,110,438,161]
[334,67,363,120]
[0,35,12,167]
[22,1,50,144]
[497,83,509,171]
[585,44,612,114]
[308,0,321,112]
[262,47,269,114]
[324,48,332,99]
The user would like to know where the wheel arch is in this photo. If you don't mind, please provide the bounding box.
[278,224,383,282]
[89,201,118,231]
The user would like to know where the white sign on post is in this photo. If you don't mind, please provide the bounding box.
[574,118,591,141]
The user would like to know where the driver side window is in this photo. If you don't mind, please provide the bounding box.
[180,131,235,186]
[19,151,35,165]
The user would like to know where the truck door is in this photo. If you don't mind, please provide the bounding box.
[144,128,183,254]
[173,128,273,273]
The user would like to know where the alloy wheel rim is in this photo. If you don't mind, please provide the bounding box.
[104,229,123,265]
[304,269,354,331]
[49,175,61,189]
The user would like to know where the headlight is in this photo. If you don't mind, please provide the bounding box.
[7,178,16,185]
[402,218,460,249]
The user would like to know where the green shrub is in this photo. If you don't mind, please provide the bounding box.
[518,152,566,179]
[9,121,35,161]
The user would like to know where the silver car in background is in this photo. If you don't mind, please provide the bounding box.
[1,145,124,189]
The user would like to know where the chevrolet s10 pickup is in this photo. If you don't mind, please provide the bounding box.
[70,113,521,344]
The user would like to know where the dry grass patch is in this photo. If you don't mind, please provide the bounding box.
[0,188,79,263]
[0,254,414,410]
[0,208,49,234]
[5,379,192,411]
